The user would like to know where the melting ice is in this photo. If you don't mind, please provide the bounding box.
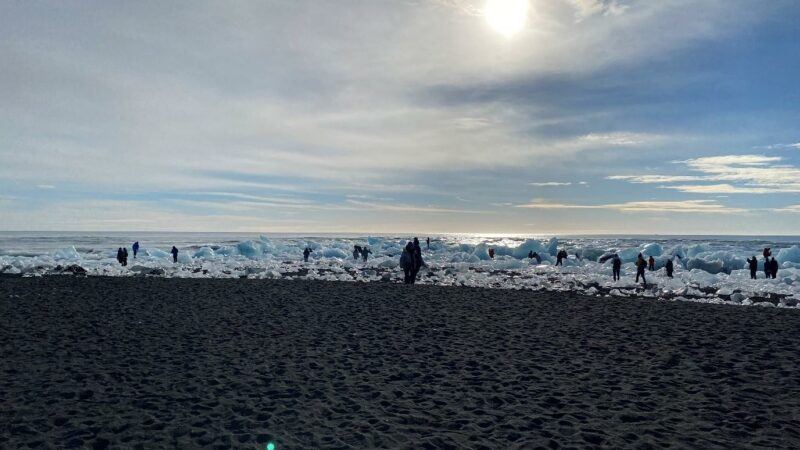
[2,232,799,309]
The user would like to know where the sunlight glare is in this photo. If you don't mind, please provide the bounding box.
[484,0,529,37]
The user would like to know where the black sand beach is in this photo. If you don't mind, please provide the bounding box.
[2,276,800,449]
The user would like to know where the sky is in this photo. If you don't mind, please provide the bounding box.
[1,0,799,234]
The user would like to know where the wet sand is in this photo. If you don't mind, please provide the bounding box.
[1,276,800,449]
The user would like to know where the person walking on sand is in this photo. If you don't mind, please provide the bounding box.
[665,258,674,278]
[400,242,414,284]
[635,253,647,286]
[747,256,758,279]
[648,255,655,271]
[132,241,139,259]
[362,246,372,262]
[411,238,424,284]
[612,254,621,281]
[171,246,179,263]
[303,247,313,262]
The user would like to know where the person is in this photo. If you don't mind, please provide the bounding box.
[116,248,124,266]
[400,242,414,284]
[770,257,779,279]
[122,248,128,266]
[528,251,533,259]
[303,247,313,262]
[648,255,655,271]
[132,241,139,259]
[353,245,361,260]
[665,258,674,278]
[171,246,179,263]
[556,249,567,266]
[426,237,430,249]
[635,253,647,286]
[488,248,495,259]
[764,255,771,279]
[532,252,541,263]
[361,246,372,262]
[763,247,771,259]
[411,238,424,283]
[612,254,621,281]
[747,256,758,279]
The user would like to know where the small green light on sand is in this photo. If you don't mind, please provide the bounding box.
[267,442,276,450]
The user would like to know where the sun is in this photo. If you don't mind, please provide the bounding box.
[484,0,529,37]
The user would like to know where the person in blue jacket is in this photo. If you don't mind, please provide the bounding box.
[132,241,140,259]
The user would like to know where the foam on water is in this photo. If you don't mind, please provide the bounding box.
[1,232,799,308]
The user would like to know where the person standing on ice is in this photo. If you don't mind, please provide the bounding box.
[747,256,758,279]
[122,248,128,266]
[648,256,655,271]
[612,254,621,281]
[132,241,139,259]
[770,257,779,279]
[665,258,674,278]
[116,248,124,266]
[635,253,647,286]
[488,248,495,259]
[426,237,430,249]
[361,246,372,262]
[303,247,313,262]
[556,249,567,266]
[171,246,179,263]
[353,245,361,260]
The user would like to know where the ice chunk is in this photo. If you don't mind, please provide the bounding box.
[642,243,663,257]
[53,246,81,261]
[777,245,800,264]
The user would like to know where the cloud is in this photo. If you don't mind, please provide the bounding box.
[664,183,799,194]
[607,175,704,183]
[580,132,654,146]
[776,205,800,213]
[36,184,55,189]
[516,199,747,213]
[608,154,800,194]
[346,199,485,214]
[529,182,572,186]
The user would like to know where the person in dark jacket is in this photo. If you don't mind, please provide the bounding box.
[362,246,372,262]
[132,241,139,259]
[556,249,567,266]
[353,245,362,260]
[303,247,313,262]
[764,256,771,279]
[426,237,430,249]
[400,242,414,284]
[116,248,124,266]
[635,253,647,286]
[770,257,779,279]
[747,256,758,279]
[612,254,621,281]
[171,246,179,263]
[665,258,674,278]
[488,248,495,259]
[411,238,424,283]
[648,255,655,271]
[122,248,128,266]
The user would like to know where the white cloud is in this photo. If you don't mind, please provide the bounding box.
[607,175,704,183]
[609,154,800,194]
[346,199,485,214]
[580,132,654,146]
[529,181,572,186]
[516,199,747,213]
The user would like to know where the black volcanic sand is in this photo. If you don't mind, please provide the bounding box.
[1,277,800,449]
